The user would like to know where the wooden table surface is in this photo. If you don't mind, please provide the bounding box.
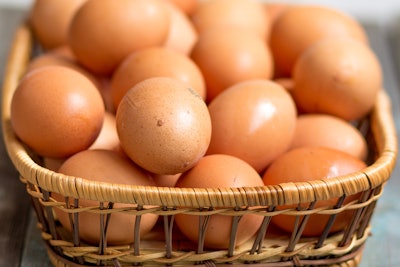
[1,6,400,267]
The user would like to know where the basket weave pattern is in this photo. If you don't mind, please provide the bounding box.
[1,25,398,267]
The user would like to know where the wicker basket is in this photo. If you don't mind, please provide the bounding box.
[2,24,398,267]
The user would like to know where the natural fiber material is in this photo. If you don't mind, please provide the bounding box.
[2,24,398,267]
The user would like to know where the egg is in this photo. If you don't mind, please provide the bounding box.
[29,0,87,49]
[191,27,274,102]
[116,77,211,175]
[269,4,368,77]
[25,46,76,72]
[52,149,158,245]
[111,46,206,110]
[292,38,382,121]
[207,79,297,173]
[152,173,182,187]
[263,2,289,31]
[10,66,105,158]
[291,113,368,161]
[68,0,170,74]
[166,0,198,15]
[24,46,115,113]
[162,0,198,55]
[94,74,116,114]
[174,154,264,249]
[25,46,101,87]
[89,111,120,151]
[42,157,66,172]
[262,146,366,236]
[273,77,294,93]
[191,0,270,40]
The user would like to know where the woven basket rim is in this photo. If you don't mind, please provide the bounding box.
[1,24,398,208]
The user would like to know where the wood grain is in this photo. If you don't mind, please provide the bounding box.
[0,7,33,267]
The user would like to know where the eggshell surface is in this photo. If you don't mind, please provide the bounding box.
[270,4,368,77]
[191,0,270,39]
[175,154,264,249]
[116,77,211,175]
[166,0,198,15]
[262,146,366,236]
[10,66,105,158]
[29,0,87,49]
[53,149,158,245]
[292,38,382,121]
[68,0,170,74]
[162,1,198,55]
[207,79,297,173]
[89,111,120,151]
[191,28,274,102]
[111,47,206,110]
[291,113,368,161]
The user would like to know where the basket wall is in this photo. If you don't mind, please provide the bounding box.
[1,24,398,267]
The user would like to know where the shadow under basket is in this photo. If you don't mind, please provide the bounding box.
[2,24,398,267]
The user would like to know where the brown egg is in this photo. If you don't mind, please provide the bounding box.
[292,38,382,121]
[152,173,182,187]
[273,77,294,93]
[263,2,290,30]
[52,149,158,245]
[10,66,105,158]
[116,77,211,175]
[25,46,102,88]
[42,157,66,172]
[68,0,170,74]
[191,28,274,102]
[25,46,76,72]
[94,74,116,114]
[26,46,74,69]
[269,4,368,77]
[175,154,264,249]
[111,47,206,110]
[89,111,120,151]
[291,114,368,161]
[206,79,297,173]
[191,0,270,40]
[162,0,198,55]
[25,46,115,114]
[166,0,198,15]
[262,146,366,236]
[29,0,87,49]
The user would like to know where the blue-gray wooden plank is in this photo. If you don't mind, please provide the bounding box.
[0,6,34,267]
[359,21,400,267]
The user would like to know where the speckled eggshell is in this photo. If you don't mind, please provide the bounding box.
[116,77,211,175]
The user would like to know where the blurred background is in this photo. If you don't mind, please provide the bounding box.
[1,0,400,27]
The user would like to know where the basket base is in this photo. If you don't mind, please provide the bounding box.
[45,242,365,267]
